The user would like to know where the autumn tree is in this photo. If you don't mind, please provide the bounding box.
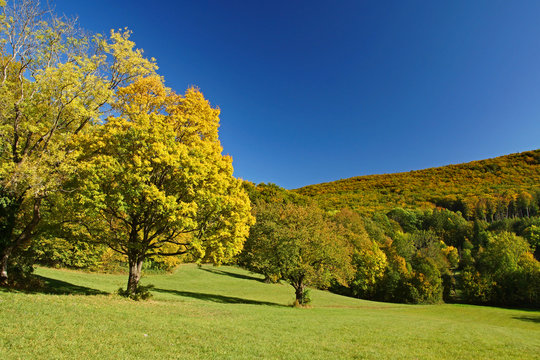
[350,243,387,299]
[523,225,540,259]
[331,209,387,299]
[460,231,540,306]
[238,182,310,282]
[73,74,253,298]
[238,200,282,283]
[0,0,158,284]
[244,201,353,305]
[0,5,160,284]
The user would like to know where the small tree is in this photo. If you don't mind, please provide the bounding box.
[332,208,388,299]
[245,202,353,306]
[350,243,388,299]
[523,225,540,259]
[73,74,253,298]
[239,200,282,282]
[466,231,540,306]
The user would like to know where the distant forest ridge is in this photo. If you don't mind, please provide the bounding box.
[294,149,540,219]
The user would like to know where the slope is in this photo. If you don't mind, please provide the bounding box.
[294,149,540,215]
[1,264,539,359]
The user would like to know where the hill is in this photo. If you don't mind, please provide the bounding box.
[1,265,539,359]
[294,149,540,217]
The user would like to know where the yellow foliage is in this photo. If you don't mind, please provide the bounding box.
[75,72,253,268]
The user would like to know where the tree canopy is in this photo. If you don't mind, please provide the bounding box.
[72,74,253,296]
[242,200,353,305]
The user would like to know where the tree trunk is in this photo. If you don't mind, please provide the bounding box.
[126,257,144,297]
[293,277,307,305]
[295,284,305,304]
[0,247,12,286]
[0,197,41,287]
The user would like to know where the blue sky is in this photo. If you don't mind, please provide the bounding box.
[53,0,540,189]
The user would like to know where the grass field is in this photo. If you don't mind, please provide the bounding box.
[1,264,539,359]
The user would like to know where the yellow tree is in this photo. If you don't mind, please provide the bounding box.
[0,0,157,285]
[74,75,253,297]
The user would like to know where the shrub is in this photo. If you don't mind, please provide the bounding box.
[118,284,154,301]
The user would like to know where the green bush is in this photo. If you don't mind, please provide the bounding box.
[117,284,154,301]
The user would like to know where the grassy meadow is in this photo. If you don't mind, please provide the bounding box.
[1,264,539,359]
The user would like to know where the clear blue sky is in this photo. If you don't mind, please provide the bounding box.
[53,0,540,189]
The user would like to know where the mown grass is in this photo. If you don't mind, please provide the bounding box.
[1,264,539,359]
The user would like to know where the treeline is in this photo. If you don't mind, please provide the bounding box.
[26,177,540,307]
[238,183,540,307]
[434,190,539,221]
[295,150,540,216]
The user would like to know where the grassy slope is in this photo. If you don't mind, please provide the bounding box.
[1,265,539,359]
[294,149,540,213]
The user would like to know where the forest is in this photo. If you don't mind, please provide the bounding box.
[0,0,539,310]
[295,150,540,219]
[241,180,540,307]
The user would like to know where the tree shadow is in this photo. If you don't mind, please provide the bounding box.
[24,275,108,295]
[513,316,540,323]
[152,287,283,307]
[200,267,265,283]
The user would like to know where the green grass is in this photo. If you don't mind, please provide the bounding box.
[1,265,539,359]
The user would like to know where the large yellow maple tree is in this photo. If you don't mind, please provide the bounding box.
[74,75,253,297]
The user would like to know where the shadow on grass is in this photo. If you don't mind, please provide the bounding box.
[24,275,108,295]
[153,287,283,306]
[513,316,540,323]
[199,267,265,283]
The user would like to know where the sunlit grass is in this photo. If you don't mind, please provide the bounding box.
[1,264,538,359]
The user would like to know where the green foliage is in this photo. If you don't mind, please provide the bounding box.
[392,232,415,261]
[350,242,387,298]
[333,208,370,240]
[478,232,529,276]
[523,224,540,257]
[461,270,494,304]
[5,249,35,286]
[387,208,420,232]
[117,284,154,301]
[408,254,443,303]
[240,201,353,305]
[459,232,540,306]
[420,208,470,248]
[243,182,310,206]
[292,288,312,307]
[331,208,388,299]
[238,200,283,282]
[34,237,107,269]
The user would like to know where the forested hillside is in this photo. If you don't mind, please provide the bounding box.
[295,150,540,219]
